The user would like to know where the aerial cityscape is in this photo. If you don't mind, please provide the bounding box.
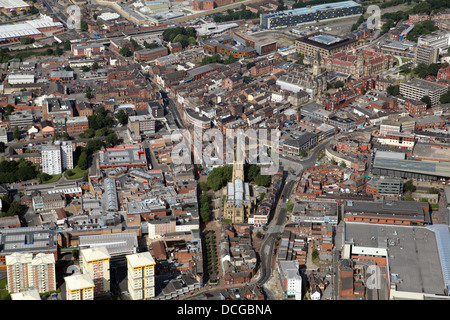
[0,0,448,306]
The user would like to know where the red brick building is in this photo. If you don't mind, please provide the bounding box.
[192,0,214,9]
[134,47,168,62]
[223,74,244,90]
[405,99,427,116]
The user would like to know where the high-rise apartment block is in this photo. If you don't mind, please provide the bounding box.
[41,141,74,174]
[126,252,156,300]
[6,252,56,294]
[58,140,74,170]
[65,273,95,300]
[80,246,111,296]
[41,145,62,175]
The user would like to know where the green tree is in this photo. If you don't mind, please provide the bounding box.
[119,46,131,57]
[92,62,99,70]
[340,161,347,168]
[299,149,307,157]
[421,95,432,108]
[81,66,90,72]
[80,20,88,32]
[286,200,294,212]
[6,201,22,216]
[404,180,416,193]
[105,132,118,148]
[77,152,88,170]
[85,87,93,99]
[5,104,14,115]
[116,109,128,125]
[254,174,271,187]
[13,126,20,140]
[439,91,450,104]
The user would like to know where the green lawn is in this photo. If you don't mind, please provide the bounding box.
[64,166,87,180]
[41,174,61,184]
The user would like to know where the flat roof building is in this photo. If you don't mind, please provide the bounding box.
[260,1,363,29]
[400,78,448,106]
[98,145,148,169]
[344,222,450,299]
[295,33,357,58]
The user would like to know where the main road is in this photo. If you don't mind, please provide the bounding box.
[256,138,332,298]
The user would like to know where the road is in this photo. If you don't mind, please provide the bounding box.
[161,90,186,130]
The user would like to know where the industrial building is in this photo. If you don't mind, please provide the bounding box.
[260,1,363,29]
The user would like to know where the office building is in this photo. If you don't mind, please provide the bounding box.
[417,30,450,53]
[260,1,363,29]
[366,177,404,198]
[295,33,356,58]
[65,273,95,300]
[41,145,62,175]
[128,114,156,137]
[278,260,302,300]
[80,246,111,296]
[126,252,156,300]
[399,78,448,106]
[233,32,277,55]
[6,252,56,294]
[415,45,439,65]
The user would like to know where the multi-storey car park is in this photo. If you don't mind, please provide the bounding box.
[260,0,363,29]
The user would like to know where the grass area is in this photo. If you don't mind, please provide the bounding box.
[64,166,87,180]
[0,278,9,300]
[41,174,61,184]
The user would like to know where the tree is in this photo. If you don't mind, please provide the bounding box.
[13,126,20,140]
[200,182,209,192]
[340,161,347,168]
[77,152,88,170]
[286,200,294,212]
[428,187,440,194]
[80,20,88,32]
[199,192,211,222]
[421,95,432,108]
[404,180,416,193]
[386,85,400,97]
[439,91,450,104]
[6,201,22,216]
[299,149,307,157]
[92,62,99,70]
[5,104,14,115]
[19,37,34,45]
[85,87,93,99]
[119,46,131,57]
[105,133,118,148]
[116,109,128,125]
[254,174,271,187]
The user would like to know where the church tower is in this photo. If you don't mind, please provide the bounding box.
[313,49,322,76]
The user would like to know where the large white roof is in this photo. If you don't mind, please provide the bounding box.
[0,0,30,9]
[0,16,63,40]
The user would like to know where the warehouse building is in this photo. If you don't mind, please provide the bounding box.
[260,1,363,29]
